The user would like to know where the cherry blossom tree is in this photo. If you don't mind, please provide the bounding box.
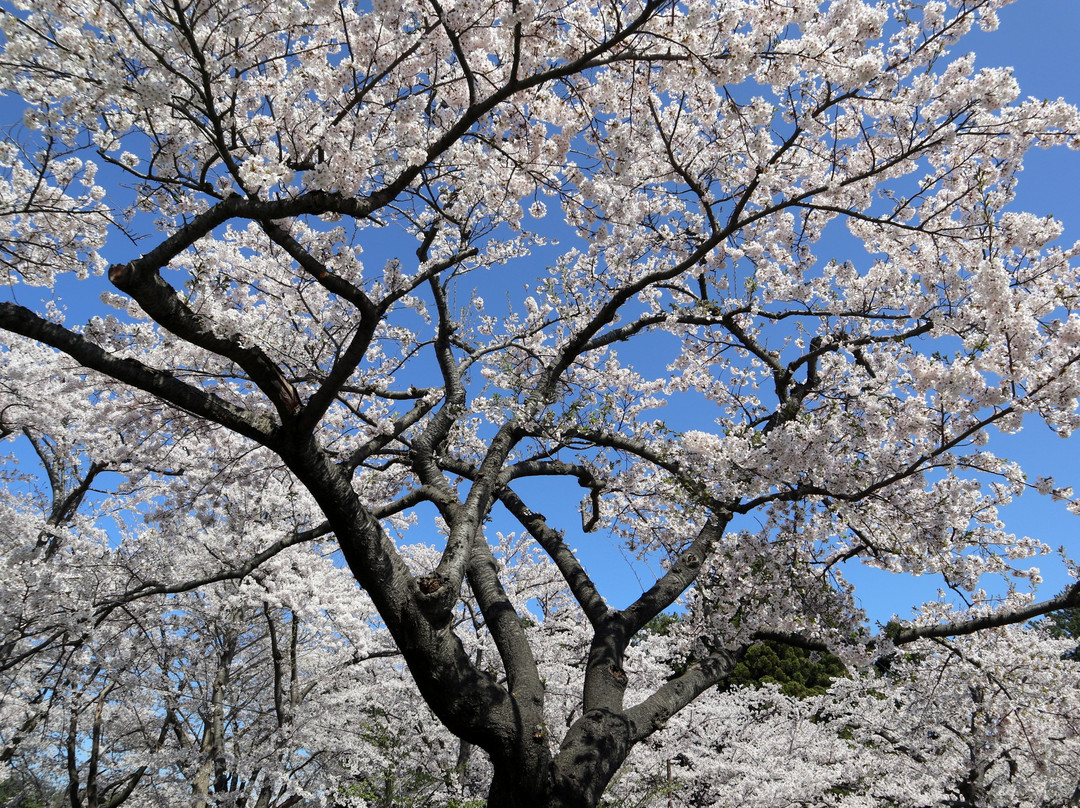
[2,0,1080,804]
[604,623,1080,808]
[0,407,484,807]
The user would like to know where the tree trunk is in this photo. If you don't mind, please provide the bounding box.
[485,735,557,808]
[485,707,633,808]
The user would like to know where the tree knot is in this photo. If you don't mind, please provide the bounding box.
[108,262,132,286]
[416,574,442,595]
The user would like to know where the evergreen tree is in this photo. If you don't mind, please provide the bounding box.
[1041,607,1080,661]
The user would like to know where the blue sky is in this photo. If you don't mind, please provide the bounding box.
[971,0,1080,234]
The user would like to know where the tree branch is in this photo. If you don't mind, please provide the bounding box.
[498,485,609,626]
[0,304,274,444]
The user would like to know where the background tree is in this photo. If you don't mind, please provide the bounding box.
[1040,604,1080,660]
[723,640,845,698]
[2,0,1080,805]
[607,623,1080,808]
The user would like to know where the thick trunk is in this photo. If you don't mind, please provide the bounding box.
[487,769,602,808]
[486,771,552,808]
[485,764,620,808]
[482,648,741,808]
[485,708,632,808]
[484,725,557,808]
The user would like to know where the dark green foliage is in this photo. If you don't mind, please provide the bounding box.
[639,614,846,697]
[639,613,679,638]
[1040,606,1080,661]
[722,640,847,698]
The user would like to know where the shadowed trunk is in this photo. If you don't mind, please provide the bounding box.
[486,710,630,808]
